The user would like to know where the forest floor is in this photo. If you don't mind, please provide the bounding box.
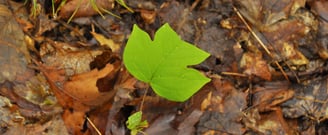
[1,0,328,134]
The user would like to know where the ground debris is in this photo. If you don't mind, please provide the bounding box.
[2,0,328,134]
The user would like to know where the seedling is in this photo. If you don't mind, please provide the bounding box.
[124,24,210,134]
[123,23,210,102]
[126,111,148,135]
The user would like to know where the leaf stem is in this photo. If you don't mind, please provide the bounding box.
[139,86,149,112]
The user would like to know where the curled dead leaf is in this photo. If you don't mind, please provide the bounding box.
[59,0,115,19]
[64,64,118,106]
[140,9,157,24]
[91,32,121,52]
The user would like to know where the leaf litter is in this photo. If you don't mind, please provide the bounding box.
[2,0,328,134]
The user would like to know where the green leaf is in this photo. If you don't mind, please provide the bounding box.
[123,23,211,102]
[126,111,142,130]
[126,111,148,135]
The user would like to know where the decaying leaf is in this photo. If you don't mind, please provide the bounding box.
[177,110,203,135]
[0,3,31,83]
[244,109,296,134]
[240,52,272,80]
[197,78,246,134]
[25,115,69,135]
[234,0,316,72]
[252,81,294,112]
[236,0,306,29]
[309,1,328,60]
[261,18,312,68]
[282,77,328,121]
[239,43,271,80]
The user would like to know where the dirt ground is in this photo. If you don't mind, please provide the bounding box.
[1,0,328,134]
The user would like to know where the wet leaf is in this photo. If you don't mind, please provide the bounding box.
[282,78,328,121]
[240,52,272,80]
[197,78,246,134]
[123,23,210,102]
[252,81,294,112]
[244,109,295,134]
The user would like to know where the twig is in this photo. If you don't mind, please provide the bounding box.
[233,6,290,82]
[86,116,102,135]
[189,0,201,12]
[221,72,248,77]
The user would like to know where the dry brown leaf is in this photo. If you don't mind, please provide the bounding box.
[310,1,328,22]
[39,64,89,135]
[38,63,89,112]
[59,0,115,19]
[91,31,121,52]
[64,64,117,106]
[41,42,103,76]
[38,44,122,134]
[140,9,156,24]
[62,109,86,134]
[201,91,212,111]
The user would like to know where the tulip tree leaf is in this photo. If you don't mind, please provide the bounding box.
[123,23,211,102]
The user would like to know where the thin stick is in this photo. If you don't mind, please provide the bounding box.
[221,72,248,77]
[190,0,201,11]
[233,6,290,82]
[86,116,102,135]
